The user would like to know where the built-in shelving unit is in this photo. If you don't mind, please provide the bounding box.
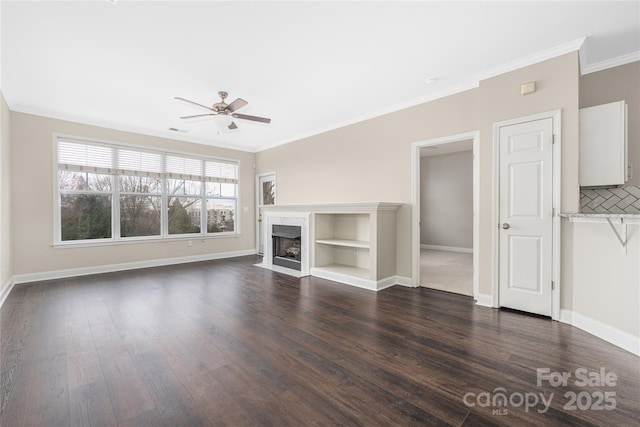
[309,203,401,291]
[314,212,372,281]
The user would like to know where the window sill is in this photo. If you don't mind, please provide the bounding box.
[52,233,241,249]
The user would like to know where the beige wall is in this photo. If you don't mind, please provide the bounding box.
[257,52,580,296]
[420,151,473,248]
[10,112,256,277]
[565,222,639,337]
[580,61,640,186]
[1,92,11,290]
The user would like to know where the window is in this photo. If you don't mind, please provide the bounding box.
[56,137,239,244]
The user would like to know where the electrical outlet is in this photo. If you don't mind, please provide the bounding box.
[187,240,192,247]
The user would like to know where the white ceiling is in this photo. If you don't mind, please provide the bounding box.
[2,1,639,153]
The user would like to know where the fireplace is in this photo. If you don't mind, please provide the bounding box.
[256,211,310,277]
[272,224,302,271]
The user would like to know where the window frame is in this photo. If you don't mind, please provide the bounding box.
[53,134,241,247]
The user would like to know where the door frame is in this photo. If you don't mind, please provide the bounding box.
[411,131,480,298]
[492,110,561,320]
[255,171,277,254]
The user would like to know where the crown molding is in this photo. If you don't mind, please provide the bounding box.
[580,51,640,75]
[474,37,586,82]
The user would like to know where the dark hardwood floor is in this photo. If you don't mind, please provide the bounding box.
[1,255,638,426]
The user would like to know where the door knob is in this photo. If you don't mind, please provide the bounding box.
[502,223,510,229]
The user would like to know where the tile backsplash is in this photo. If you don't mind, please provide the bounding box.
[580,186,640,214]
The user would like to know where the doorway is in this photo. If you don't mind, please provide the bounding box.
[256,172,276,255]
[412,132,479,298]
[420,142,473,296]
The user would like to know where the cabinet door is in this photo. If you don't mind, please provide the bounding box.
[579,101,627,187]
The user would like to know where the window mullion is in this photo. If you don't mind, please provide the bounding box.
[161,154,168,238]
[112,149,120,241]
[201,159,206,235]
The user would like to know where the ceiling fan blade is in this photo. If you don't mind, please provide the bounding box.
[226,98,248,113]
[180,113,217,119]
[228,121,238,130]
[174,97,215,111]
[232,113,271,124]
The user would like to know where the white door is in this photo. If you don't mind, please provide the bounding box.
[257,173,276,254]
[499,118,553,316]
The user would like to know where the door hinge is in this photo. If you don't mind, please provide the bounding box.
[552,134,556,144]
[552,208,555,217]
[552,281,555,290]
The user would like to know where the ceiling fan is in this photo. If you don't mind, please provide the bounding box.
[175,91,271,131]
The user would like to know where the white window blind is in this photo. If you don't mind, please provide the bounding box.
[165,155,203,180]
[117,149,163,177]
[205,160,238,183]
[58,140,113,173]
[57,139,237,182]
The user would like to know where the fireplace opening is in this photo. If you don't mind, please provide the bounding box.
[272,225,302,271]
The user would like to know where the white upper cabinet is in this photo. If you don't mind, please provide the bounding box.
[579,100,628,187]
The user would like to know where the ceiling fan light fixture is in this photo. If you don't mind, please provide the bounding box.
[212,114,238,133]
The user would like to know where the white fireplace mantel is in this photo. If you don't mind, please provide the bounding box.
[259,210,312,277]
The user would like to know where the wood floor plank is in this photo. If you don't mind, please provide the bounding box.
[153,335,256,426]
[132,349,209,426]
[1,285,48,426]
[20,284,71,427]
[68,380,118,427]
[1,255,638,426]
[65,311,104,392]
[99,350,155,424]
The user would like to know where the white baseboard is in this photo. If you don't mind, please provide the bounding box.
[392,276,414,288]
[309,269,412,292]
[559,309,573,324]
[12,249,257,285]
[560,309,639,356]
[474,293,494,308]
[310,267,376,291]
[377,276,414,291]
[0,278,16,309]
[421,244,473,254]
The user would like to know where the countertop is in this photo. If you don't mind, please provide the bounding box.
[560,212,640,219]
[560,213,640,224]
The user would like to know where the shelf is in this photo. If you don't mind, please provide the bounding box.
[311,264,370,280]
[315,238,370,249]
